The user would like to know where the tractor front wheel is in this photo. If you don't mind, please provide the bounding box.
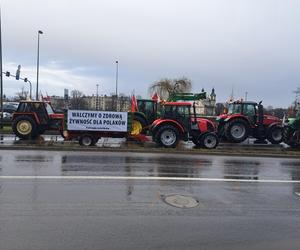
[156,125,180,148]
[200,132,219,149]
[267,126,283,144]
[12,116,38,139]
[225,119,249,143]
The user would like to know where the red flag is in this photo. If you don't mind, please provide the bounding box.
[131,95,138,112]
[152,93,159,101]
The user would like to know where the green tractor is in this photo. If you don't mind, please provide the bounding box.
[283,113,300,148]
[131,99,159,135]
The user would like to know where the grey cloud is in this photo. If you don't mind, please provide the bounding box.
[1,0,300,107]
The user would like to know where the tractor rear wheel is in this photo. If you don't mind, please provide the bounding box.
[156,125,180,148]
[225,119,249,143]
[200,132,219,149]
[79,135,96,146]
[267,125,283,144]
[12,116,38,139]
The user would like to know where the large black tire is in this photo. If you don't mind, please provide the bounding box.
[225,118,250,143]
[12,115,38,139]
[79,135,96,146]
[131,115,148,135]
[267,125,283,144]
[200,132,219,149]
[283,126,300,148]
[156,125,180,148]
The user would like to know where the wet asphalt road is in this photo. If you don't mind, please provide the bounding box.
[0,150,300,250]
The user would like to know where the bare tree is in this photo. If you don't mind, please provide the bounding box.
[149,77,192,100]
[70,90,88,110]
[15,87,29,100]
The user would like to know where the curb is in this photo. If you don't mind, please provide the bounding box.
[1,143,300,159]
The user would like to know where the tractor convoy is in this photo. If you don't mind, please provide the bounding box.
[11,98,218,149]
[10,95,294,150]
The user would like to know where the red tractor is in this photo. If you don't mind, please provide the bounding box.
[12,101,64,139]
[216,101,283,144]
[150,102,219,149]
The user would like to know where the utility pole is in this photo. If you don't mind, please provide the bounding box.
[115,60,119,111]
[115,61,118,96]
[36,30,43,100]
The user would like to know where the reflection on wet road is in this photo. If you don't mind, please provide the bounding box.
[0,150,300,250]
[0,150,300,181]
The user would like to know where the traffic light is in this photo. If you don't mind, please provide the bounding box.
[16,65,21,80]
[5,71,10,77]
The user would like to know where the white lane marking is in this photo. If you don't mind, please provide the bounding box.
[0,176,300,183]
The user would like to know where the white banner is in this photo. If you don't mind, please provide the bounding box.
[67,110,128,132]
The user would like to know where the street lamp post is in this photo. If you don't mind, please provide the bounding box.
[115,61,119,111]
[115,61,118,97]
[26,79,32,100]
[36,30,43,100]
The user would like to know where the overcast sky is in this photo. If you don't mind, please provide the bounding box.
[1,0,300,107]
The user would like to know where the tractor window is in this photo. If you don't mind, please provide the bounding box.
[176,106,190,116]
[228,104,242,114]
[243,104,256,116]
[17,102,34,112]
[45,103,54,115]
[162,105,172,116]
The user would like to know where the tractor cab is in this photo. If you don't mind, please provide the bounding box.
[136,99,158,124]
[16,101,52,125]
[160,102,192,129]
[226,101,259,125]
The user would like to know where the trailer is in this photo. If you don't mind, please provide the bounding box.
[63,110,134,146]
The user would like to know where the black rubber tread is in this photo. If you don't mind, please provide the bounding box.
[267,125,283,144]
[133,114,148,134]
[12,115,38,139]
[156,124,180,148]
[283,126,300,148]
[79,135,95,146]
[224,118,250,143]
[200,132,219,149]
